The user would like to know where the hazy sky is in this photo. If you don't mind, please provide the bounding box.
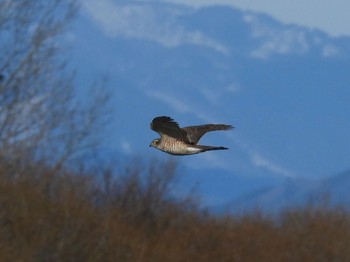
[163,0,350,37]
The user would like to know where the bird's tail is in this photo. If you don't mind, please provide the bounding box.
[197,145,229,152]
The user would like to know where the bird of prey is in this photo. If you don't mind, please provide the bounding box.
[149,116,233,155]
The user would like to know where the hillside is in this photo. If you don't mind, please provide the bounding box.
[70,1,350,211]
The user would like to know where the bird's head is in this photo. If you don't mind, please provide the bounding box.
[149,138,160,148]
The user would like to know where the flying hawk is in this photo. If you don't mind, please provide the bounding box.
[149,116,233,155]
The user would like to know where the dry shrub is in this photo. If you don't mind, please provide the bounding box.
[0,160,350,261]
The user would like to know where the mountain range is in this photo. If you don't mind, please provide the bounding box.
[68,1,350,213]
[222,169,350,214]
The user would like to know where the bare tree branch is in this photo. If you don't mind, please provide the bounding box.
[0,0,110,171]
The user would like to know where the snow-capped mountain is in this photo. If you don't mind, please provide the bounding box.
[68,1,350,211]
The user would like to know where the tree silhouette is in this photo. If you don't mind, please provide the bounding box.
[0,0,108,171]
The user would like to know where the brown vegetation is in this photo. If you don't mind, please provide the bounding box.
[0,161,349,261]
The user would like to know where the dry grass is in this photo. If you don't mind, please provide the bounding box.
[0,161,349,261]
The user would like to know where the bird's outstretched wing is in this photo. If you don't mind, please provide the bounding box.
[182,124,233,144]
[150,116,189,142]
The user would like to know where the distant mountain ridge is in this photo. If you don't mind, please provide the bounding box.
[71,1,350,212]
[224,169,350,214]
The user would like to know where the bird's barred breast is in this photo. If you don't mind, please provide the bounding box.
[160,138,190,154]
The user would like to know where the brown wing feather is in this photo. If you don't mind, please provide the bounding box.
[150,116,189,142]
[182,124,233,144]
